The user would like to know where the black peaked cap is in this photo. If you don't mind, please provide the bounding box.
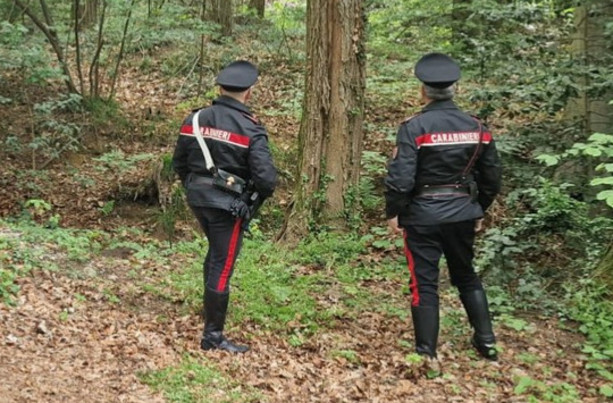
[414,53,461,88]
[215,60,259,91]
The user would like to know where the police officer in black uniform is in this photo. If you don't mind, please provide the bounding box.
[385,53,502,360]
[173,60,277,353]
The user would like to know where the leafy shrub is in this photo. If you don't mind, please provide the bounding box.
[564,278,613,381]
[477,178,611,300]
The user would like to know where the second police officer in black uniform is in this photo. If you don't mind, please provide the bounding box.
[173,60,277,353]
[385,53,502,360]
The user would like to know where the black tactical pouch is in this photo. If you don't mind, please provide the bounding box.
[213,169,247,196]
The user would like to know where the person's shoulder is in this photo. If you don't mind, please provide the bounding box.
[467,113,491,129]
[189,105,212,119]
[400,112,423,126]
[241,111,261,125]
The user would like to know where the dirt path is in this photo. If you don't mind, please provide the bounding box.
[0,247,604,402]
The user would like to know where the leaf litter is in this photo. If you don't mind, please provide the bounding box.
[0,226,606,402]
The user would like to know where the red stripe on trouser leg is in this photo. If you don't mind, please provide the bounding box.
[403,230,420,306]
[216,219,242,292]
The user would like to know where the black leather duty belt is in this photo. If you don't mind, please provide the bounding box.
[190,175,216,186]
[415,185,470,197]
[190,175,245,195]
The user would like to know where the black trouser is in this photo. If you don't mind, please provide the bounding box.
[191,207,244,293]
[402,220,483,307]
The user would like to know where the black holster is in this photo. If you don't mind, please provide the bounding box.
[468,181,478,203]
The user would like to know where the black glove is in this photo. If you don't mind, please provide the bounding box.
[230,198,251,220]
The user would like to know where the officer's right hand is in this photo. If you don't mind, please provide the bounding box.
[388,216,403,235]
[475,219,484,233]
[230,199,251,220]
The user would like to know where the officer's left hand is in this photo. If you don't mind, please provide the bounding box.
[475,219,484,233]
[388,216,403,235]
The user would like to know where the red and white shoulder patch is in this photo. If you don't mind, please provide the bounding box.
[415,131,492,149]
[179,125,251,148]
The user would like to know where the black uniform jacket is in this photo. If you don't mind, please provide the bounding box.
[172,95,277,210]
[385,99,502,226]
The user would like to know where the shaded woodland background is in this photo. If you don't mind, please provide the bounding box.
[1,0,613,401]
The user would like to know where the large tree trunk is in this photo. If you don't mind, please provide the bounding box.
[567,2,613,135]
[280,0,366,241]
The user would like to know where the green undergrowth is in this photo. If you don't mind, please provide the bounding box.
[158,231,408,341]
[140,355,262,403]
[0,216,408,334]
[0,218,106,304]
[564,279,613,384]
[3,215,613,398]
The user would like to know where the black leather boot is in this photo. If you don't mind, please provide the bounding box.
[411,305,439,358]
[460,289,497,360]
[201,288,249,353]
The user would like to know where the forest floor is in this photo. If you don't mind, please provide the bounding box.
[0,219,605,402]
[0,42,610,402]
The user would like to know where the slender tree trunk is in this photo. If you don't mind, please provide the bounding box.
[280,0,366,241]
[198,0,207,93]
[108,0,135,101]
[89,0,107,98]
[595,243,613,287]
[218,0,232,36]
[208,0,233,36]
[14,0,79,94]
[567,2,613,135]
[74,0,85,95]
[249,0,265,18]
[74,0,98,29]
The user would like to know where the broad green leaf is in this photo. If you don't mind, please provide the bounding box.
[596,190,613,208]
[535,154,559,167]
[588,133,613,144]
[583,147,603,157]
[591,177,613,186]
[572,142,587,150]
[595,163,613,173]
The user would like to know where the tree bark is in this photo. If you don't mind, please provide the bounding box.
[567,2,613,135]
[14,0,79,94]
[74,0,85,95]
[596,242,613,287]
[89,0,107,98]
[108,0,135,101]
[198,0,207,93]
[280,0,366,241]
[249,0,265,18]
[208,0,233,36]
[74,0,98,29]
